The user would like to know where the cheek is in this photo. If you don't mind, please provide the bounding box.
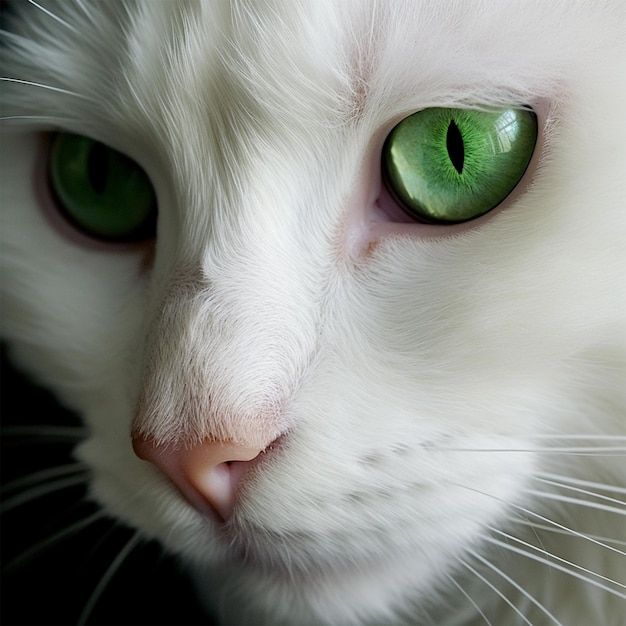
[1,131,151,406]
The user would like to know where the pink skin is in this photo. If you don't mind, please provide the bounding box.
[132,437,268,523]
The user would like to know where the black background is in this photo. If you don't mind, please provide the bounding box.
[1,346,213,626]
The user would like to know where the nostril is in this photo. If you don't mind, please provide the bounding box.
[132,436,268,522]
[185,452,260,521]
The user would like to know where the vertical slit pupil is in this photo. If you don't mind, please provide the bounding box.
[88,142,108,195]
[446,120,465,174]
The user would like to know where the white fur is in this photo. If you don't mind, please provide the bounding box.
[1,0,625,624]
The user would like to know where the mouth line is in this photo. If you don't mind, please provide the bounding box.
[215,518,403,593]
[219,529,349,581]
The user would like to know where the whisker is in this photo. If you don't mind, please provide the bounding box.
[0,77,93,102]
[26,0,79,34]
[1,473,89,511]
[536,472,626,496]
[415,604,436,626]
[532,435,626,441]
[467,546,563,625]
[74,0,100,27]
[457,484,625,558]
[442,446,625,456]
[77,530,143,626]
[505,517,626,548]
[3,510,108,573]
[512,501,625,557]
[530,435,626,456]
[484,535,626,600]
[444,573,493,626]
[2,462,89,494]
[460,557,533,626]
[74,0,90,15]
[521,488,625,516]
[0,115,74,126]
[1,425,87,440]
[440,435,626,456]
[487,526,626,593]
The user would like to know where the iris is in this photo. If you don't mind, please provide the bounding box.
[382,107,538,224]
[49,133,157,241]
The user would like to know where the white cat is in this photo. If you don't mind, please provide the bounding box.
[1,1,625,624]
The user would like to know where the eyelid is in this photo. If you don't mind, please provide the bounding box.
[35,132,157,255]
[342,101,548,258]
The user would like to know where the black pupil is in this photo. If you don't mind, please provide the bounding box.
[446,119,465,174]
[88,142,108,195]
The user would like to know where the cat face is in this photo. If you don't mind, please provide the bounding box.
[1,0,624,623]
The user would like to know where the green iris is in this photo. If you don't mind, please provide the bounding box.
[49,133,157,241]
[382,107,537,224]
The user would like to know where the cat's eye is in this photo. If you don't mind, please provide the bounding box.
[381,107,538,224]
[48,133,157,241]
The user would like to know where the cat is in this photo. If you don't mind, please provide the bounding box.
[1,0,625,624]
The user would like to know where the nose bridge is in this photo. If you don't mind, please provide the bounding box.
[132,122,325,447]
[131,262,305,450]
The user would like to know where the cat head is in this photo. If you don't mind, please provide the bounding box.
[1,0,624,622]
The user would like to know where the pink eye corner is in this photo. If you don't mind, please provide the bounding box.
[345,104,541,256]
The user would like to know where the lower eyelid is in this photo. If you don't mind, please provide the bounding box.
[376,145,543,241]
[34,132,156,256]
[343,103,547,258]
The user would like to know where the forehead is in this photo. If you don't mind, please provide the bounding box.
[124,0,606,100]
[122,0,558,123]
[112,0,588,152]
[6,0,614,152]
[104,0,615,172]
[3,0,620,253]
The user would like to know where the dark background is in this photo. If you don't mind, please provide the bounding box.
[1,346,212,626]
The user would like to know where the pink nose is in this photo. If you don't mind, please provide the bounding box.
[132,436,266,522]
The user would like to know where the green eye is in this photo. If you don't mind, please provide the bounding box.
[49,133,157,241]
[382,107,538,224]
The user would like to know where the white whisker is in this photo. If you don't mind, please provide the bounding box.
[522,488,625,515]
[457,483,625,558]
[74,0,90,15]
[443,446,625,456]
[1,473,89,511]
[460,557,533,626]
[487,526,626,593]
[440,435,626,455]
[0,115,73,125]
[484,535,626,600]
[26,0,79,34]
[74,0,100,27]
[505,517,626,547]
[467,546,563,625]
[444,573,493,626]
[3,510,107,573]
[0,77,92,101]
[1,425,87,440]
[77,531,143,626]
[536,472,626,496]
[2,463,89,494]
[533,435,626,441]
[511,501,625,557]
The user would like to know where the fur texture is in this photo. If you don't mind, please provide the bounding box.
[1,0,625,624]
